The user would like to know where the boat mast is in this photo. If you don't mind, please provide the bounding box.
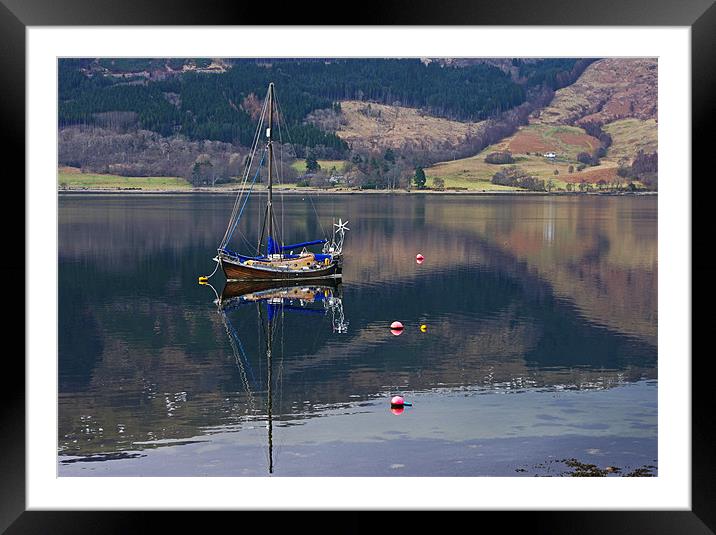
[267,82,275,255]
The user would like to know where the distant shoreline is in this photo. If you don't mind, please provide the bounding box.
[58,188,657,196]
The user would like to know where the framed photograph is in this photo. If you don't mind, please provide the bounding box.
[4,0,709,531]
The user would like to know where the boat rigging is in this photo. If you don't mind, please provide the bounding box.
[209,82,348,282]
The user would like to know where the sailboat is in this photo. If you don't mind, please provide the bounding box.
[211,278,348,473]
[213,82,348,282]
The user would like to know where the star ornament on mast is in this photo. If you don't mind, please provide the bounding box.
[334,218,350,233]
[326,218,349,255]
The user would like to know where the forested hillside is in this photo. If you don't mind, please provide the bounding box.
[58,58,597,185]
[59,58,586,150]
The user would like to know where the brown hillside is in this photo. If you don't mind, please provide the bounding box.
[502,58,658,165]
[505,127,600,155]
[334,100,485,152]
[535,58,657,127]
[561,166,620,184]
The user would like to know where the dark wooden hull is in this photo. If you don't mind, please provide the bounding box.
[220,256,342,281]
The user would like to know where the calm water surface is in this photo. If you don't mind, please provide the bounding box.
[58,193,657,476]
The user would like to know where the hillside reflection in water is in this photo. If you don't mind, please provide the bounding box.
[58,194,657,476]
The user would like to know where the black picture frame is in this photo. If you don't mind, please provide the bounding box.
[3,0,708,532]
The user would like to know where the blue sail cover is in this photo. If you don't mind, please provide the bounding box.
[267,236,280,255]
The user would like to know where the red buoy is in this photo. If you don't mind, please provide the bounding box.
[390,321,404,336]
[390,395,412,413]
[416,253,424,264]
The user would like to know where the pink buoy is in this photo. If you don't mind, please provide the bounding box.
[416,253,424,264]
[389,395,412,413]
[390,321,404,336]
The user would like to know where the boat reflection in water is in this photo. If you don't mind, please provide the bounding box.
[206,279,348,473]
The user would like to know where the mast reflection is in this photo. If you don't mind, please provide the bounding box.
[211,279,348,473]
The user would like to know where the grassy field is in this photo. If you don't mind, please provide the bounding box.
[428,175,520,191]
[290,159,347,174]
[424,111,636,191]
[602,118,658,162]
[426,155,624,191]
[424,137,621,191]
[59,167,191,190]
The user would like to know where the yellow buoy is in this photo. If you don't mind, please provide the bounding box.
[198,276,208,284]
[420,324,427,333]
